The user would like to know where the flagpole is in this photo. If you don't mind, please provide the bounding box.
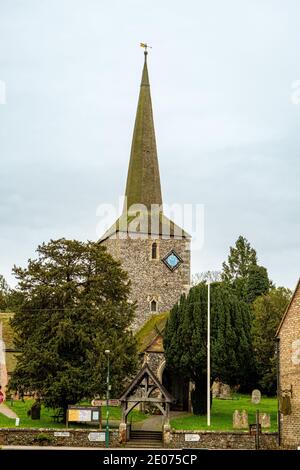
[207,280,211,426]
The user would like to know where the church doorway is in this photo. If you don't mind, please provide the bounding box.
[162,367,189,411]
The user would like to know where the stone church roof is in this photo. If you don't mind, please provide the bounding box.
[124,51,162,211]
[99,211,190,242]
[276,277,300,336]
[99,51,190,243]
[135,311,168,353]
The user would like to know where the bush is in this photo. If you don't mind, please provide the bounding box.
[33,433,53,445]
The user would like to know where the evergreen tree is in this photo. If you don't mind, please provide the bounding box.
[222,236,270,302]
[9,239,137,420]
[164,282,254,415]
[245,265,270,303]
[222,236,257,281]
[252,287,291,394]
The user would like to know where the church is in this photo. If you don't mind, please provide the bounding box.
[98,49,191,410]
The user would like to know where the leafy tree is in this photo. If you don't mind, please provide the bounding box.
[9,239,137,421]
[192,271,222,285]
[252,287,292,394]
[0,274,10,310]
[222,236,270,302]
[164,282,254,415]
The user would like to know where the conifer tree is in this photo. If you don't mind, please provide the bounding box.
[164,282,254,414]
[9,239,137,421]
[222,236,270,302]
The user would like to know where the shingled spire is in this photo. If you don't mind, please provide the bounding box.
[124,50,162,212]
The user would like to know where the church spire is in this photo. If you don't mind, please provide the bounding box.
[124,49,162,212]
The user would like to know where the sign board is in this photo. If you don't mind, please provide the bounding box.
[67,406,101,428]
[91,399,119,407]
[88,432,106,442]
[54,431,70,437]
[185,434,200,442]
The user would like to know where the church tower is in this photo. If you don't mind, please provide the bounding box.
[99,50,191,331]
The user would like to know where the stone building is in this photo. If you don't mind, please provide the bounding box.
[276,278,300,448]
[99,51,191,332]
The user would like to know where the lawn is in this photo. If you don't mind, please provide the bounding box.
[0,400,146,429]
[170,394,278,432]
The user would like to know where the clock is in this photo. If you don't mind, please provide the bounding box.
[162,250,183,272]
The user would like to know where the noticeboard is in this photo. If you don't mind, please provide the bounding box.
[67,406,101,429]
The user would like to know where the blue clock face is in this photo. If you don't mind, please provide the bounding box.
[162,250,182,271]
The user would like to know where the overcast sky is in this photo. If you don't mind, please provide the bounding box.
[0,0,299,289]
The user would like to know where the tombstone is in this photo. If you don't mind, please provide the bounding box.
[220,383,231,399]
[259,413,271,428]
[251,389,261,404]
[212,380,221,398]
[233,410,242,429]
[241,409,248,428]
[233,410,247,429]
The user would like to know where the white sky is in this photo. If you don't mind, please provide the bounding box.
[0,0,300,289]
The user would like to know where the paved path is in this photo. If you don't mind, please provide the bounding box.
[0,403,18,419]
[134,411,188,431]
[1,446,173,450]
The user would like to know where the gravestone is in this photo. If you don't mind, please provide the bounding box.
[233,410,248,429]
[233,410,243,429]
[212,380,221,398]
[241,409,248,428]
[251,389,261,404]
[220,383,231,399]
[259,413,271,428]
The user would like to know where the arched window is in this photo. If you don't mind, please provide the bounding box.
[150,299,158,312]
[151,242,157,259]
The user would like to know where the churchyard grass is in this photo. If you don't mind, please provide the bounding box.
[170,394,278,432]
[0,399,146,429]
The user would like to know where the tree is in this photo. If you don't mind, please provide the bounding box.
[222,236,257,282]
[245,265,270,304]
[164,282,254,415]
[222,236,270,302]
[192,271,222,285]
[9,239,137,420]
[252,287,292,394]
[0,274,10,310]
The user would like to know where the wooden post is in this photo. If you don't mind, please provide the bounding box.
[165,403,170,425]
[121,401,126,424]
[255,410,260,450]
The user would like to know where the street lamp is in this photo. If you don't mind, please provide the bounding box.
[105,349,110,448]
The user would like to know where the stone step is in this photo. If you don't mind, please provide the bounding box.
[130,431,163,440]
[126,440,163,448]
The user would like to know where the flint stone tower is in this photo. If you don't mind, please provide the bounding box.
[99,51,191,331]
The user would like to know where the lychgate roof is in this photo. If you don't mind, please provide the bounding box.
[119,363,173,403]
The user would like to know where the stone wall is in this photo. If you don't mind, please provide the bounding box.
[0,428,121,448]
[102,235,190,331]
[0,428,278,450]
[278,281,300,449]
[167,430,278,450]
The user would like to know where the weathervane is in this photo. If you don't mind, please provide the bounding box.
[140,43,152,56]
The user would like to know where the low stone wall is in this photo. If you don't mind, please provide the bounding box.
[167,430,278,450]
[0,428,278,450]
[0,428,121,448]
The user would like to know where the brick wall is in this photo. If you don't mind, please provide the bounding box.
[278,281,300,449]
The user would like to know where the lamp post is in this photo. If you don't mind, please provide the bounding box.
[105,349,110,448]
